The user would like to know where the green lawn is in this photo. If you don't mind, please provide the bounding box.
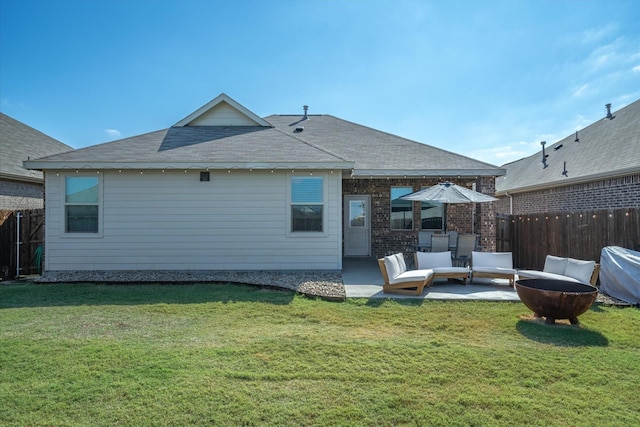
[1,283,638,426]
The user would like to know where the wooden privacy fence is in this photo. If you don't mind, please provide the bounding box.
[497,208,640,271]
[0,209,44,280]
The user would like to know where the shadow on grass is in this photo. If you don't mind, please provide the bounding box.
[362,297,425,307]
[0,282,296,309]
[516,319,609,347]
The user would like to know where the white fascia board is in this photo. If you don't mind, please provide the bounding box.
[495,166,640,196]
[351,168,506,178]
[174,93,272,127]
[0,171,44,183]
[23,160,355,171]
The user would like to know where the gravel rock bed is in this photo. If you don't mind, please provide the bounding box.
[36,270,347,301]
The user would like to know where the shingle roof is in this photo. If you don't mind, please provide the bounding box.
[0,113,73,181]
[265,114,504,177]
[23,94,505,177]
[29,126,351,169]
[495,99,640,195]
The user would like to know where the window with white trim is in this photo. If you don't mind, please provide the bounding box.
[291,176,324,232]
[65,176,100,233]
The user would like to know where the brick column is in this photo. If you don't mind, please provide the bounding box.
[476,177,497,252]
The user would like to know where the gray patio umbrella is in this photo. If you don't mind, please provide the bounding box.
[400,181,498,203]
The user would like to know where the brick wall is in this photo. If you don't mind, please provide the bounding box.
[0,179,44,210]
[342,177,498,258]
[475,176,497,252]
[496,173,640,215]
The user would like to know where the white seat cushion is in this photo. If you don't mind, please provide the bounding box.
[517,270,581,283]
[472,251,513,269]
[395,253,407,273]
[389,269,434,285]
[432,267,470,274]
[565,258,596,284]
[473,266,517,275]
[416,251,452,269]
[543,255,569,275]
[384,255,402,280]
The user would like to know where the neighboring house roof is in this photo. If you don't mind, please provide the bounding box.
[496,99,640,196]
[0,113,73,182]
[24,94,505,178]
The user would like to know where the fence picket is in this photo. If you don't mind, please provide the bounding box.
[0,209,44,279]
[497,208,640,271]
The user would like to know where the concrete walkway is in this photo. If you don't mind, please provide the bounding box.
[342,258,521,301]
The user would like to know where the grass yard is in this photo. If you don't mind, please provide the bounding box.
[1,282,639,426]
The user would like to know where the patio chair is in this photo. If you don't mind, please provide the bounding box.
[471,251,516,287]
[415,251,470,284]
[452,234,477,267]
[430,234,450,252]
[448,231,458,251]
[417,231,434,252]
[378,253,434,295]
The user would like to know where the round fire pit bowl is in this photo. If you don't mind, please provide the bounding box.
[515,279,598,325]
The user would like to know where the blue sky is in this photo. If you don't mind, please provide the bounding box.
[1,0,638,166]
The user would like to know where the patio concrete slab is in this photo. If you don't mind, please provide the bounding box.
[343,258,521,301]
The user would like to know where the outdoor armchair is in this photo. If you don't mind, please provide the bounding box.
[415,251,470,284]
[517,255,600,286]
[471,251,516,286]
[378,253,434,295]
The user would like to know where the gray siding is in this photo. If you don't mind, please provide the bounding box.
[44,170,342,271]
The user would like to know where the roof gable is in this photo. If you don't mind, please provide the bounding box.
[174,93,272,127]
[23,94,506,178]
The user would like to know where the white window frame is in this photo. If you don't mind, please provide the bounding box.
[287,173,328,237]
[61,173,103,238]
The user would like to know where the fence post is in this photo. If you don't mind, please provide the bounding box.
[15,211,22,277]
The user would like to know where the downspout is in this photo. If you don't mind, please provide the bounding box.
[505,192,513,215]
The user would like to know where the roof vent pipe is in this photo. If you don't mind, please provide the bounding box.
[605,103,614,120]
[541,141,549,168]
[303,105,309,120]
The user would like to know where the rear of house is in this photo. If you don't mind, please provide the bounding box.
[25,94,505,273]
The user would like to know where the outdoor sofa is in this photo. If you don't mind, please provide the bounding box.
[414,251,470,284]
[378,253,434,295]
[517,255,600,286]
[471,251,517,286]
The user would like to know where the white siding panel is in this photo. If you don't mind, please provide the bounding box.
[45,170,342,271]
[188,102,259,126]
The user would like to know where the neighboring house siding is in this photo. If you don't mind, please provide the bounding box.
[496,174,640,215]
[44,170,342,271]
[0,179,44,210]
